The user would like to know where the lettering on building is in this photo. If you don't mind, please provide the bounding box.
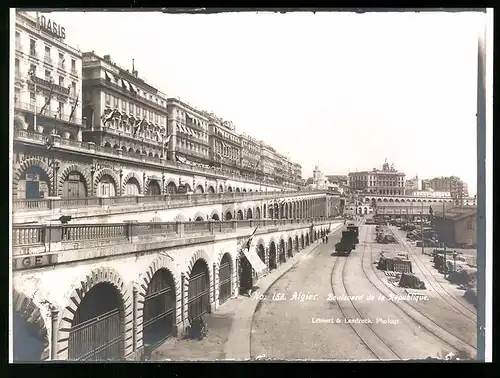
[14,254,56,271]
[38,15,66,39]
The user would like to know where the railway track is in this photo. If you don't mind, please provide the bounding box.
[390,228,477,323]
[329,220,403,360]
[329,252,402,360]
[365,227,477,358]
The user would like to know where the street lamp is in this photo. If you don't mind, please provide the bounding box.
[45,136,59,196]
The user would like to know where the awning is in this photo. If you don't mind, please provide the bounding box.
[242,247,267,275]
[129,82,137,92]
[104,72,111,81]
[122,79,130,91]
[186,127,195,137]
[108,71,116,82]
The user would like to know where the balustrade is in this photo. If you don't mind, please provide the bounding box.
[13,189,329,212]
[12,217,330,247]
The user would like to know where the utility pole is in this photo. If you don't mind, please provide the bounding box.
[420,201,424,254]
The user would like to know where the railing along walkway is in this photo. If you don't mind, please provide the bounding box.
[12,217,334,247]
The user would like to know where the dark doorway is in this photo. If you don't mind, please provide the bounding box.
[268,242,277,270]
[68,283,124,361]
[187,260,210,321]
[219,254,232,304]
[143,269,176,354]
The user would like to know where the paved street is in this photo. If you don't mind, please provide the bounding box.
[250,224,475,361]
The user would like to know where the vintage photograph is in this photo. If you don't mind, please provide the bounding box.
[10,9,488,362]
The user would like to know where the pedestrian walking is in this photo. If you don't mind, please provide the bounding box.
[326,236,329,244]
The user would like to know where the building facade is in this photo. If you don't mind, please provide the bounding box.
[167,98,212,179]
[239,133,262,181]
[425,176,469,203]
[13,39,303,202]
[13,11,84,199]
[208,115,242,177]
[81,52,170,196]
[348,161,405,195]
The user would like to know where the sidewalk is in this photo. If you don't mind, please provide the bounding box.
[223,222,344,360]
[152,222,343,361]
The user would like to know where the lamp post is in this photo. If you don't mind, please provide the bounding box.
[45,136,59,196]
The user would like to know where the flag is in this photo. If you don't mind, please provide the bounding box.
[133,118,146,136]
[39,78,54,114]
[102,109,119,126]
[164,134,171,145]
[243,226,259,251]
[68,91,79,122]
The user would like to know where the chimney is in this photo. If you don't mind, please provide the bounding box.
[103,54,111,63]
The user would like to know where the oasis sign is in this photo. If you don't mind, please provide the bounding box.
[38,15,66,39]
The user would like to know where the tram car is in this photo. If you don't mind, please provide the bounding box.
[347,223,359,244]
[335,230,356,255]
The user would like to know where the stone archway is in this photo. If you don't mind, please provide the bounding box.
[12,290,50,362]
[121,172,144,196]
[57,164,91,198]
[57,267,132,361]
[186,250,214,320]
[93,168,120,197]
[137,256,181,352]
[13,157,54,199]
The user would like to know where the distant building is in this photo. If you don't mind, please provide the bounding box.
[325,175,348,189]
[413,190,452,199]
[433,207,476,248]
[405,175,422,195]
[348,160,405,195]
[425,176,469,203]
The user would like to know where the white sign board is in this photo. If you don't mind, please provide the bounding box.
[242,247,267,275]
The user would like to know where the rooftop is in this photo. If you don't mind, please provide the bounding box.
[434,207,477,221]
[83,51,167,98]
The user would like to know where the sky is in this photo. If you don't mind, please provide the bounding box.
[32,10,483,195]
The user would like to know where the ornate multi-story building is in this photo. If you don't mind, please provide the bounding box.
[239,133,262,181]
[348,160,405,195]
[207,115,242,177]
[13,11,84,199]
[167,98,211,172]
[81,52,170,196]
[12,23,303,201]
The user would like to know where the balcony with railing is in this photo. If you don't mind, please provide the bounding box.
[14,101,83,126]
[12,216,333,248]
[12,188,330,213]
[30,76,71,97]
